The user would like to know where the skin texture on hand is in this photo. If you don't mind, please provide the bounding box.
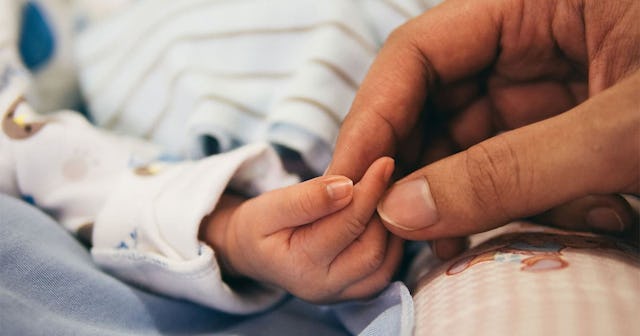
[200,157,404,303]
[326,0,640,258]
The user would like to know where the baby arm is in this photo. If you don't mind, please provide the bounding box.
[200,157,404,303]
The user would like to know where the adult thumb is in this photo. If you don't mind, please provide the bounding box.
[377,73,640,240]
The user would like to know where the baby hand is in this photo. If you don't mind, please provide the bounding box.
[200,157,403,303]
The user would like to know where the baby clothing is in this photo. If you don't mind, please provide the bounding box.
[24,0,437,173]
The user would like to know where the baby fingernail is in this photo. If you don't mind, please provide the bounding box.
[378,177,438,231]
[586,207,625,232]
[326,177,353,200]
[382,157,395,182]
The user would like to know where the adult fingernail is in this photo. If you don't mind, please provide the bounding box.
[326,177,353,200]
[585,207,625,232]
[378,177,438,231]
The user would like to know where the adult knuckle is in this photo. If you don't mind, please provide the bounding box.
[386,19,437,87]
[464,135,529,220]
[387,22,410,44]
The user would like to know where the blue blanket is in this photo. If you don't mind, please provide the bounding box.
[0,194,413,335]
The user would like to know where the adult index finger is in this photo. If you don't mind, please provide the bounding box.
[326,0,502,180]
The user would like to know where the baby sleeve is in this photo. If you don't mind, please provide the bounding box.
[91,144,297,314]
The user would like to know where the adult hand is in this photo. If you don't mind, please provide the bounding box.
[326,0,639,258]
